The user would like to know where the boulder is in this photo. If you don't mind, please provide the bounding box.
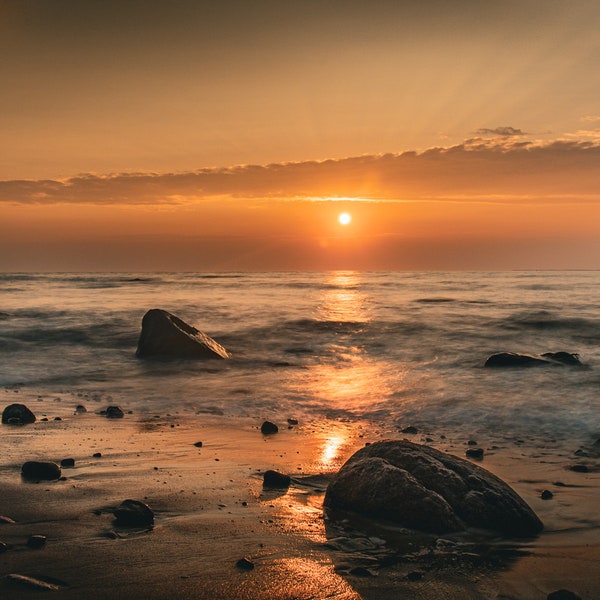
[105,406,124,419]
[21,461,61,481]
[263,470,291,489]
[484,352,581,368]
[324,440,543,537]
[2,404,36,425]
[113,499,154,527]
[136,309,230,359]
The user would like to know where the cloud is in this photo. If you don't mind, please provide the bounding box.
[581,115,600,122]
[0,140,598,206]
[475,126,526,137]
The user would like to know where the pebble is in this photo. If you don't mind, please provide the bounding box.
[236,557,254,571]
[5,574,60,591]
[407,571,424,581]
[75,405,87,413]
[193,441,203,448]
[467,440,478,446]
[26,535,47,549]
[569,464,589,473]
[261,421,278,435]
[287,418,299,425]
[401,426,418,434]
[60,458,75,468]
[541,490,554,500]
[93,452,102,458]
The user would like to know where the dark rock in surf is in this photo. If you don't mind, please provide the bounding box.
[263,470,291,489]
[113,499,154,527]
[2,404,36,425]
[26,535,46,549]
[484,352,582,368]
[136,308,230,359]
[324,440,543,537]
[261,421,278,435]
[21,461,61,481]
[541,490,553,500]
[547,590,582,600]
[60,458,75,468]
[541,352,582,366]
[75,404,87,414]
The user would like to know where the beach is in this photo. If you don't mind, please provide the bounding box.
[1,386,598,599]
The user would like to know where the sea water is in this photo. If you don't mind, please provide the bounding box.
[1,271,599,444]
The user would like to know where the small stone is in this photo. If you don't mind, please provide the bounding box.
[287,418,299,425]
[569,464,589,473]
[5,574,60,591]
[401,426,418,434]
[261,421,278,435]
[541,490,554,500]
[466,447,484,459]
[26,535,47,549]
[349,566,374,577]
[263,470,291,489]
[547,590,582,600]
[236,557,254,570]
[21,461,61,481]
[0,516,16,524]
[93,452,102,458]
[54,416,62,421]
[113,499,154,527]
[105,406,124,419]
[60,458,75,468]
[407,571,424,581]
[75,405,87,413]
[40,417,48,422]
[193,441,203,448]
[2,403,36,425]
[467,440,478,446]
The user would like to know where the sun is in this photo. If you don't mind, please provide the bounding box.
[338,212,352,226]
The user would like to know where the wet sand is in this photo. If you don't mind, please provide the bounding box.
[0,388,598,599]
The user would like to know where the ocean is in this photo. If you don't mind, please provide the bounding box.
[1,271,599,445]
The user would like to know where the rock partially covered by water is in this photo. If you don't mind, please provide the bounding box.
[484,352,582,368]
[136,309,231,359]
[21,461,61,481]
[113,499,154,527]
[324,440,543,537]
[2,404,36,425]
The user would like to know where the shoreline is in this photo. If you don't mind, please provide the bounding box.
[0,388,598,599]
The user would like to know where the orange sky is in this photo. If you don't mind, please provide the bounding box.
[1,1,599,271]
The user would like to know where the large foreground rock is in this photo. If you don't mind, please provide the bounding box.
[2,404,36,425]
[136,309,230,359]
[485,352,582,368]
[324,440,543,537]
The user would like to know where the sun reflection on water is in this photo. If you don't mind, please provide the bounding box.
[318,271,371,323]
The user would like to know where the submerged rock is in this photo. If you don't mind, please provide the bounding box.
[484,352,582,368]
[113,499,154,527]
[324,440,543,537]
[547,590,582,600]
[2,404,36,425]
[136,309,230,359]
[21,461,61,481]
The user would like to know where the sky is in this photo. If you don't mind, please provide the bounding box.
[1,0,599,271]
